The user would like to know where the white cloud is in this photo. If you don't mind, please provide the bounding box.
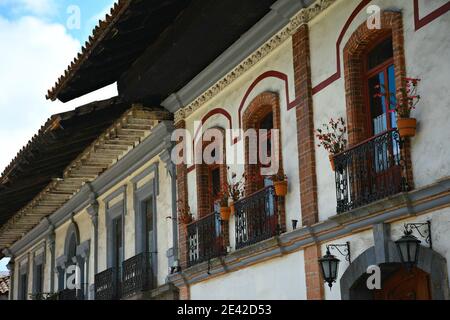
[0,258,10,272]
[0,15,117,174]
[0,0,58,16]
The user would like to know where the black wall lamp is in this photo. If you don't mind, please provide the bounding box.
[395,221,432,271]
[318,242,351,289]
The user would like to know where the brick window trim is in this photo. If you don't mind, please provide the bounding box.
[242,92,284,194]
[195,127,228,219]
[242,91,286,232]
[195,127,230,247]
[343,10,414,188]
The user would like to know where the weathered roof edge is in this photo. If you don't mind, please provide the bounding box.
[0,97,121,185]
[45,0,131,101]
[0,104,173,251]
[4,121,174,258]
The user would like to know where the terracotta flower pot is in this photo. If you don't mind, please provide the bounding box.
[220,207,231,221]
[179,214,192,225]
[274,180,288,197]
[329,154,335,171]
[397,118,417,138]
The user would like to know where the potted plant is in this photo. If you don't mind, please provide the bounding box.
[218,186,232,222]
[375,78,421,137]
[271,172,288,197]
[177,200,193,225]
[224,171,244,215]
[315,117,348,171]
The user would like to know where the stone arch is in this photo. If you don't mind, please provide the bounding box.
[64,220,80,260]
[340,241,449,300]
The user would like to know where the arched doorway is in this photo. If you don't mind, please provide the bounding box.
[374,267,431,300]
[340,242,449,300]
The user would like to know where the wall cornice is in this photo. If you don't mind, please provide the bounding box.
[171,0,336,124]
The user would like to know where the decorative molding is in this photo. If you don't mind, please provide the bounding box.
[173,0,336,124]
[414,0,450,31]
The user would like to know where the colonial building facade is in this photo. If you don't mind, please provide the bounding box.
[1,0,449,300]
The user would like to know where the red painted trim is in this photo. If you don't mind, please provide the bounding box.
[237,71,289,129]
[312,0,372,95]
[414,0,450,31]
[188,108,233,173]
[312,0,450,95]
[192,108,233,143]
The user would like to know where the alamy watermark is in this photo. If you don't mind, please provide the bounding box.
[171,122,281,176]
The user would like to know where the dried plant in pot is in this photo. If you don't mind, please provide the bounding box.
[271,172,288,197]
[315,117,348,171]
[375,78,421,138]
[224,171,245,215]
[177,200,193,225]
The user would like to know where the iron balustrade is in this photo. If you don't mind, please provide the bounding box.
[334,129,408,214]
[235,186,279,250]
[58,288,80,300]
[122,252,154,298]
[94,268,119,300]
[187,212,224,268]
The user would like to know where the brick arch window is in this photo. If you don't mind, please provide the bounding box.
[242,92,283,195]
[195,127,228,219]
[337,10,414,213]
[344,11,407,145]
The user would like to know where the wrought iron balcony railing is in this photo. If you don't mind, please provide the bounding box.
[235,186,279,250]
[187,212,225,268]
[122,252,154,298]
[94,268,120,300]
[58,288,81,300]
[334,129,408,214]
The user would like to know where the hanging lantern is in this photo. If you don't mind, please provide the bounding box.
[395,229,421,271]
[318,249,341,289]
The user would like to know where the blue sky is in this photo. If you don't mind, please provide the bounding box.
[0,0,117,272]
[0,0,115,42]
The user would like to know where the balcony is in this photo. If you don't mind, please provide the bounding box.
[187,212,225,268]
[334,129,408,214]
[58,288,82,300]
[235,186,280,250]
[122,252,154,299]
[94,268,119,300]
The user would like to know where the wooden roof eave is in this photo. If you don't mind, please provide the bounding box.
[0,106,172,250]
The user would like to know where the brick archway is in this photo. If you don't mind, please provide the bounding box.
[343,10,413,188]
[242,92,283,195]
[344,10,406,145]
[195,127,228,219]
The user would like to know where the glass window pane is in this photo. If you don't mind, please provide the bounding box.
[388,65,397,129]
[369,73,388,135]
[367,37,393,70]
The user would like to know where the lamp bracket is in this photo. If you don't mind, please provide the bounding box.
[326,242,351,263]
[404,221,432,249]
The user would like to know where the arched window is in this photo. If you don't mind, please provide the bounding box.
[61,222,81,296]
[365,36,397,136]
[242,92,282,195]
[67,233,77,263]
[195,128,227,218]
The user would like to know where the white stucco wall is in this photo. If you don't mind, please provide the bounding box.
[322,207,450,300]
[96,156,174,287]
[190,251,307,300]
[309,0,450,221]
[184,38,302,235]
